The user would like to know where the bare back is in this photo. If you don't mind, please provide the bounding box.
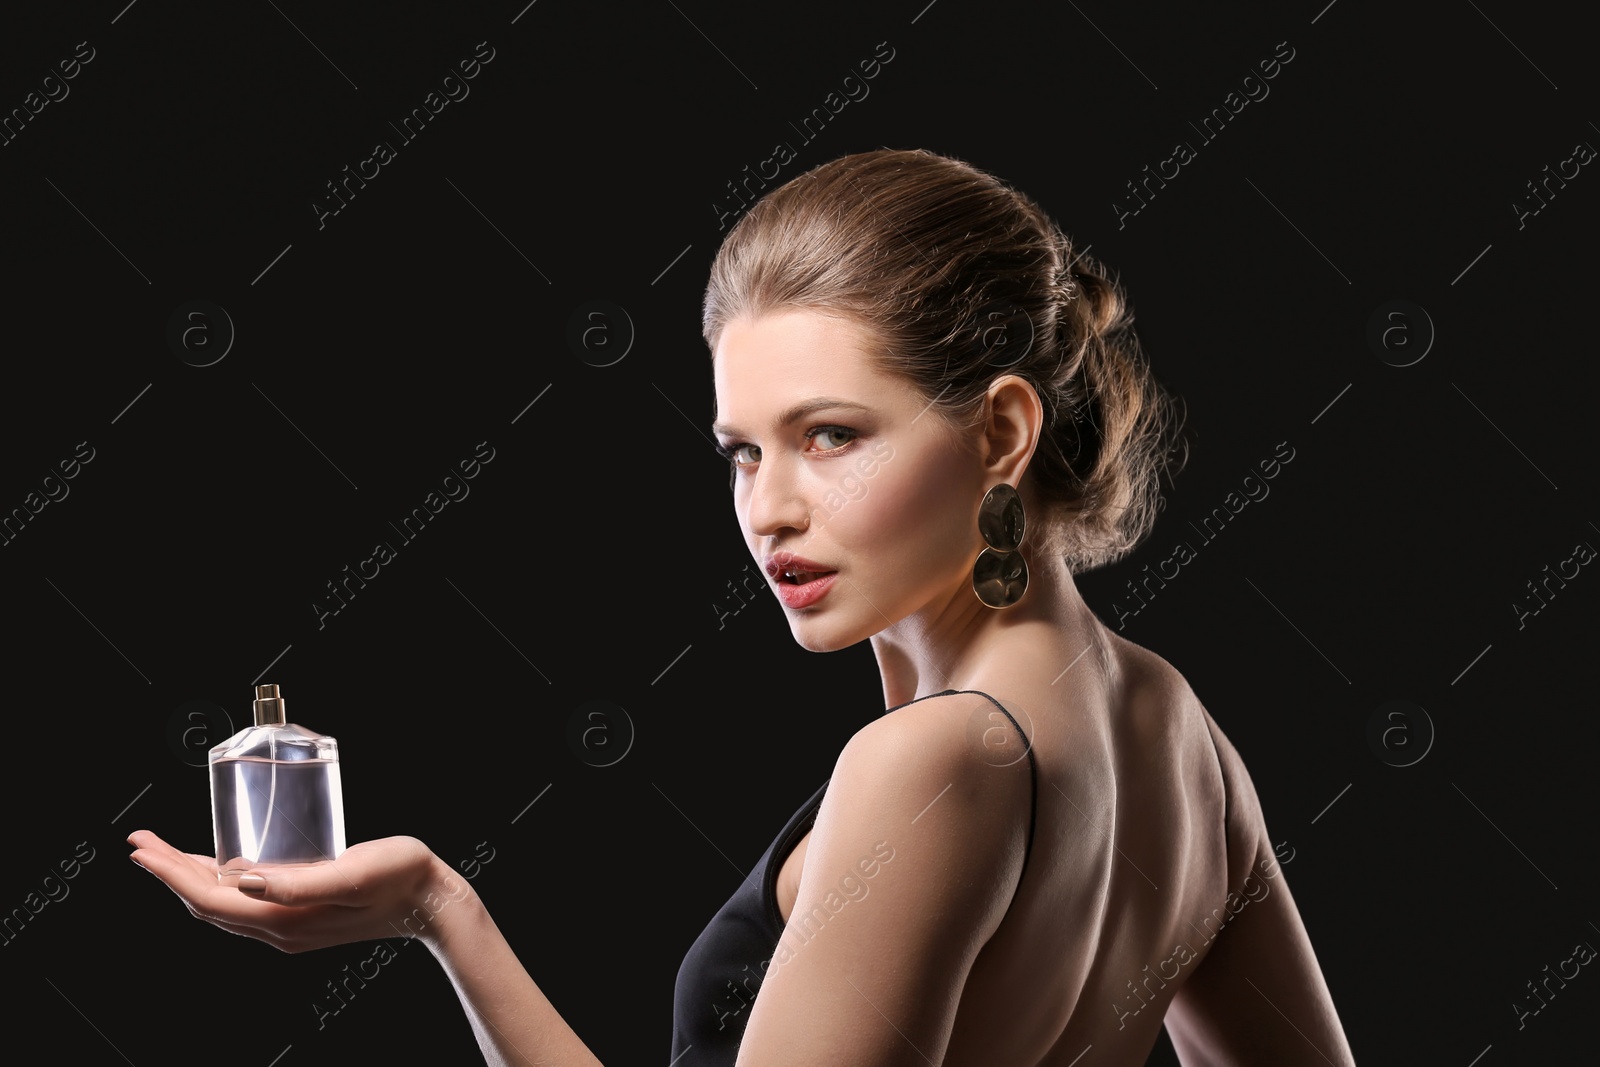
[774,624,1355,1065]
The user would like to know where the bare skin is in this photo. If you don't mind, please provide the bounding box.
[130,308,1355,1066]
[774,619,1349,1065]
[717,308,1355,1065]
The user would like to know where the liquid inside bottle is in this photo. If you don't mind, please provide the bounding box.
[211,754,345,869]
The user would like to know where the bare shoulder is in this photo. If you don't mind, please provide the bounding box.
[846,690,1035,795]
[1101,632,1238,788]
[1103,628,1202,711]
[738,693,1035,1062]
[835,692,1035,877]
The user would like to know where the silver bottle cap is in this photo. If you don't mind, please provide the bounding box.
[253,683,286,726]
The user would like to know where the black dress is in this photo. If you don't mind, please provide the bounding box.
[668,689,1038,1065]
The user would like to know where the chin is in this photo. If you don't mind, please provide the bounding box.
[786,616,874,654]
[788,628,844,654]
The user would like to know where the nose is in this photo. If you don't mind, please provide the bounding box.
[744,454,813,541]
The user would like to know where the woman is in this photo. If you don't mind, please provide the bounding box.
[128,148,1356,1066]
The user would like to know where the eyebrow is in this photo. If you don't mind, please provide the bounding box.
[711,397,874,438]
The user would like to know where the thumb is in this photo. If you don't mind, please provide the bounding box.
[234,860,363,906]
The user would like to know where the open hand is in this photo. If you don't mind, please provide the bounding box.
[127,830,467,953]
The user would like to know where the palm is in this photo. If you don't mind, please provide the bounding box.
[128,830,447,954]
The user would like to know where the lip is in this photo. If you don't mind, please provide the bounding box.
[774,572,838,610]
[764,551,839,610]
[764,551,836,582]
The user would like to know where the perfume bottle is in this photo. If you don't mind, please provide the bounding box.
[209,683,346,885]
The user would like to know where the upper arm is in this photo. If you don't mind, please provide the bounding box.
[734,694,1032,1067]
[1164,706,1357,1066]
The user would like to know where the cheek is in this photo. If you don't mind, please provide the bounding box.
[846,453,974,575]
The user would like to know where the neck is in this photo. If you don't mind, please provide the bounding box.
[869,543,1101,710]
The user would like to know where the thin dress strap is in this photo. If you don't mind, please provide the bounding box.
[954,690,1038,882]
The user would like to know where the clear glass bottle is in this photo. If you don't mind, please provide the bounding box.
[209,683,346,885]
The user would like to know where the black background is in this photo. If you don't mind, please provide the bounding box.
[2,1,1595,1064]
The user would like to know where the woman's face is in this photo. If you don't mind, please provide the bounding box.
[712,309,986,651]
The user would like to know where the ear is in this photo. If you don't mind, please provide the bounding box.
[980,374,1044,487]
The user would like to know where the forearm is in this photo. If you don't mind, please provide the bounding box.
[420,857,604,1067]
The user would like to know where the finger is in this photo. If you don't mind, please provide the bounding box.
[127,828,202,853]
[128,837,225,892]
[231,855,372,907]
[232,836,436,907]
[127,830,213,873]
[129,845,301,929]
[129,843,216,898]
[130,829,354,917]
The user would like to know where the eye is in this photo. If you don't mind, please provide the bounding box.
[713,426,859,475]
[807,426,857,451]
[714,441,760,466]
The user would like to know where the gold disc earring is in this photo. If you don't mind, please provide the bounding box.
[973,482,1028,608]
